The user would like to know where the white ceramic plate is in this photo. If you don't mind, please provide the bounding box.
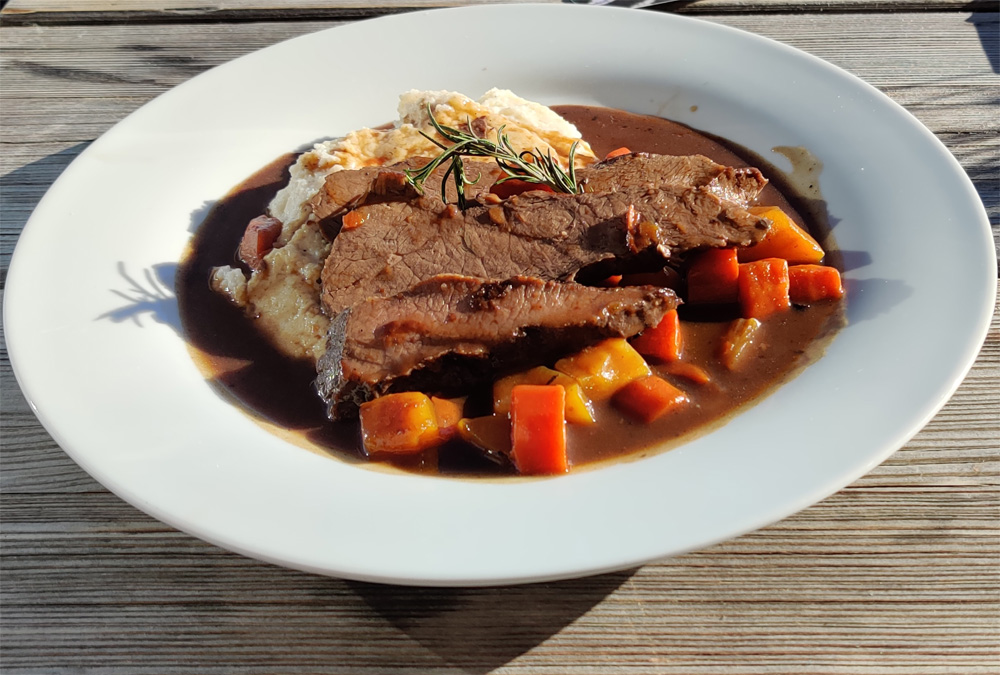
[6,5,995,586]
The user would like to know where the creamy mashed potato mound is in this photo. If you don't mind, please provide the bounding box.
[211,89,594,362]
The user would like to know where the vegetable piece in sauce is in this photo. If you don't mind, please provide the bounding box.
[457,416,512,461]
[612,375,689,424]
[493,367,595,425]
[686,248,740,304]
[359,392,442,455]
[554,338,652,400]
[631,309,683,363]
[789,265,845,303]
[431,396,466,441]
[510,385,568,475]
[741,206,825,264]
[738,258,791,319]
[720,318,764,370]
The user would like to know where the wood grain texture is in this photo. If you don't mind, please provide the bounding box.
[2,0,997,23]
[1,10,998,674]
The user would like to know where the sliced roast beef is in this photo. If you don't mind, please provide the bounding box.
[308,152,767,226]
[577,153,768,207]
[308,158,502,222]
[320,183,769,315]
[316,274,678,419]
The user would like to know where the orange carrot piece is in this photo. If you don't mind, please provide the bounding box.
[612,376,689,424]
[359,392,441,455]
[741,206,825,264]
[665,361,711,385]
[431,396,465,441]
[604,147,631,160]
[686,248,739,304]
[597,274,623,287]
[510,385,568,475]
[631,309,683,363]
[788,265,844,303]
[342,209,367,231]
[738,258,790,319]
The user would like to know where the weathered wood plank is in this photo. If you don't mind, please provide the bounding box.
[2,0,997,24]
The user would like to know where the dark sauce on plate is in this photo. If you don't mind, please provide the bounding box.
[176,105,844,475]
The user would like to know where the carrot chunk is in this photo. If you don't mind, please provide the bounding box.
[664,361,711,385]
[612,376,689,424]
[341,209,367,231]
[604,147,631,160]
[431,396,466,441]
[738,258,790,319]
[510,385,568,475]
[741,206,825,264]
[686,248,739,304]
[554,338,651,400]
[493,366,595,425]
[789,265,844,303]
[359,392,442,455]
[631,309,683,363]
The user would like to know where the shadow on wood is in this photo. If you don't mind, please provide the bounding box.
[348,571,635,673]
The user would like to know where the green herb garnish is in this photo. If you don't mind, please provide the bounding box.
[405,105,581,209]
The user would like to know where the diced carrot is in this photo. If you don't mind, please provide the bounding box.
[493,366,595,425]
[359,392,441,455]
[618,268,681,289]
[612,376,689,424]
[789,265,844,303]
[342,209,367,231]
[431,396,465,441]
[741,206,825,264]
[631,309,683,363]
[604,147,631,160]
[490,179,556,199]
[664,361,711,385]
[597,274,623,287]
[738,258,790,319]
[457,415,513,461]
[686,248,739,304]
[554,338,651,400]
[510,385,568,475]
[719,318,763,370]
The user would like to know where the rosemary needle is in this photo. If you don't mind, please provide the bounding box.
[405,105,581,209]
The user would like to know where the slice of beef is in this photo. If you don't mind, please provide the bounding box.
[308,158,502,222]
[308,152,767,227]
[320,183,769,315]
[577,153,767,207]
[316,274,678,419]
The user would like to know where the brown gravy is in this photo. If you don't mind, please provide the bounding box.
[176,106,844,476]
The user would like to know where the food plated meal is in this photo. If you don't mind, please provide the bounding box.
[179,89,846,476]
[6,5,992,584]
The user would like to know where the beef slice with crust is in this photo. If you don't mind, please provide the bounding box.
[577,153,768,207]
[320,183,769,316]
[316,274,678,419]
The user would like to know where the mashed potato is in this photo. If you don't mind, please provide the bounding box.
[211,89,595,362]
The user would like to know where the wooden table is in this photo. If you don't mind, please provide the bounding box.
[2,1,997,672]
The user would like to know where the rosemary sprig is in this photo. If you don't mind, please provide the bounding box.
[405,105,581,209]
